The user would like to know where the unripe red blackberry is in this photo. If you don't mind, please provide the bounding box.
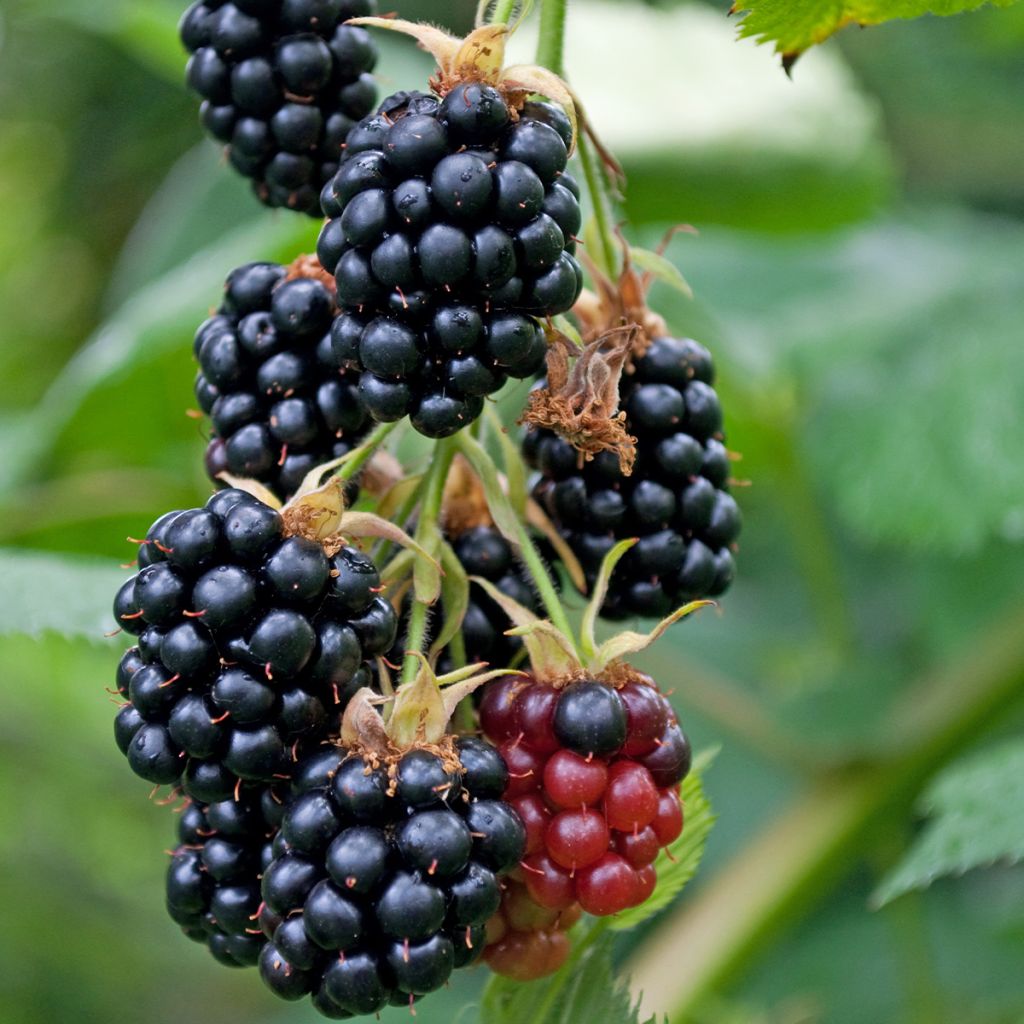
[526,335,740,618]
[480,671,689,917]
[180,0,379,214]
[194,258,369,503]
[111,487,396,795]
[256,738,524,1016]
[318,87,582,437]
[165,787,282,966]
[482,877,579,980]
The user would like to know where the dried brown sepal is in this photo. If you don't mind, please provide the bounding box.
[520,326,638,476]
[441,455,494,537]
[284,254,336,293]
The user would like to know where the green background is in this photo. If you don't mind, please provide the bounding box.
[1,1,1023,1022]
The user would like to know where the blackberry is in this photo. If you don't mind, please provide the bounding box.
[526,335,741,618]
[195,258,370,503]
[257,741,524,1016]
[165,787,281,967]
[480,672,689,918]
[111,487,396,794]
[180,0,379,214]
[319,88,583,437]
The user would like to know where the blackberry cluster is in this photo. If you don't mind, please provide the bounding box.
[195,260,369,503]
[166,788,282,967]
[480,673,689,917]
[112,487,397,796]
[319,90,584,437]
[256,738,525,1017]
[180,0,378,214]
[525,335,741,618]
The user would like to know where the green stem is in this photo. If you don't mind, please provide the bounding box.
[576,130,619,278]
[490,0,518,25]
[626,603,1024,1020]
[335,420,399,483]
[400,438,456,684]
[372,473,426,567]
[535,0,568,77]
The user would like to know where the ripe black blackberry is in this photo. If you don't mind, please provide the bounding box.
[318,85,583,437]
[180,0,379,214]
[257,738,524,1016]
[525,335,741,619]
[111,487,396,796]
[165,787,283,967]
[194,257,369,503]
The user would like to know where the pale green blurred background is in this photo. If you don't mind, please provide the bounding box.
[2,1,1024,1022]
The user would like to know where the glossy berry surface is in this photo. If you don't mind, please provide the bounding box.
[480,673,689,918]
[525,335,741,617]
[318,90,583,437]
[195,259,369,503]
[165,787,282,967]
[110,489,394,793]
[257,742,524,1016]
[180,0,379,214]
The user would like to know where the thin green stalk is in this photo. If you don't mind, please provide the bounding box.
[576,130,619,278]
[627,604,1024,1020]
[335,420,399,483]
[535,0,568,77]
[490,0,518,25]
[400,438,456,684]
[372,473,426,567]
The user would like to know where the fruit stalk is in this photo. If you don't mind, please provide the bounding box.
[536,0,569,78]
[490,0,520,26]
[335,419,399,483]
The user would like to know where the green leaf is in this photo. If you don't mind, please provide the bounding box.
[453,433,522,545]
[0,549,127,642]
[734,0,1020,60]
[628,246,693,299]
[872,738,1024,907]
[429,542,470,660]
[0,215,312,499]
[610,750,717,930]
[486,406,529,519]
[481,923,644,1024]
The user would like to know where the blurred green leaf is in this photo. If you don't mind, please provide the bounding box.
[611,751,717,931]
[33,0,184,81]
[629,246,693,299]
[481,924,644,1024]
[0,215,314,499]
[734,0,1021,59]
[873,738,1024,907]
[0,548,124,642]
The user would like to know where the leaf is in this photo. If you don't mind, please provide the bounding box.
[454,433,522,546]
[486,408,528,519]
[0,549,128,643]
[665,210,1024,552]
[872,738,1024,907]
[610,750,718,930]
[594,600,713,671]
[628,247,693,299]
[0,214,311,499]
[342,514,441,605]
[481,922,644,1024]
[733,0,1020,61]
[471,576,581,677]
[580,538,638,661]
[429,542,470,660]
